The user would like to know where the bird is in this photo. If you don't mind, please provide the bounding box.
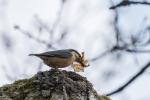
[29,49,85,69]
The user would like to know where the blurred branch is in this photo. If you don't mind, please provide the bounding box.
[93,1,150,96]
[91,0,150,62]
[110,0,150,9]
[90,49,112,61]
[90,0,121,61]
[14,0,68,72]
[55,29,68,43]
[48,0,66,43]
[31,0,67,48]
[16,22,67,49]
[113,7,120,46]
[125,48,150,53]
[33,15,68,46]
[14,25,56,49]
[90,45,150,61]
[34,16,52,35]
[14,0,67,48]
[106,61,150,96]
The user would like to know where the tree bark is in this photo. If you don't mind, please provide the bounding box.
[0,69,110,100]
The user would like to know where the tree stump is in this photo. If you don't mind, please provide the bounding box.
[0,69,110,100]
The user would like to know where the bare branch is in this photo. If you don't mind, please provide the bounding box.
[34,16,52,34]
[91,0,150,62]
[13,0,68,60]
[32,0,67,49]
[48,0,66,43]
[113,8,120,46]
[90,49,112,61]
[125,48,150,53]
[90,45,150,62]
[14,25,56,49]
[110,0,150,9]
[90,0,121,61]
[106,62,150,96]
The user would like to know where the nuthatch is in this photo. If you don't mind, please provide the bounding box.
[29,49,89,69]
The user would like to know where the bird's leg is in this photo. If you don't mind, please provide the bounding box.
[50,67,60,72]
[54,67,59,70]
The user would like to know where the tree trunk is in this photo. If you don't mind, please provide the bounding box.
[0,69,110,100]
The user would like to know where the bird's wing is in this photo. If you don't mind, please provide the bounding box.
[39,50,72,58]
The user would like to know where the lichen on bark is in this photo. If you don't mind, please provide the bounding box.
[0,69,110,100]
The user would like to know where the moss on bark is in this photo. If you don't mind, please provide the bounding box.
[0,69,110,100]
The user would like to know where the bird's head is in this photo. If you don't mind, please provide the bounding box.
[68,49,81,62]
[68,49,89,67]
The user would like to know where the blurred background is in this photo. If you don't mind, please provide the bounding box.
[0,0,150,100]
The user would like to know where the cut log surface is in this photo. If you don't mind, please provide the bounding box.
[0,69,110,100]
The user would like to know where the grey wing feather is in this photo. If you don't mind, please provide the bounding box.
[39,50,72,58]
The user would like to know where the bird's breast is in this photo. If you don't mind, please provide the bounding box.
[44,56,74,68]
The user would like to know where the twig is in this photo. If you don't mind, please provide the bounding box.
[106,62,150,96]
[90,45,150,61]
[110,1,150,9]
[91,0,150,61]
[90,0,121,62]
[14,25,56,49]
[33,0,67,47]
[48,0,66,43]
[90,49,112,61]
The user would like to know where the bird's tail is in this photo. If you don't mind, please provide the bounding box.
[29,54,41,56]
